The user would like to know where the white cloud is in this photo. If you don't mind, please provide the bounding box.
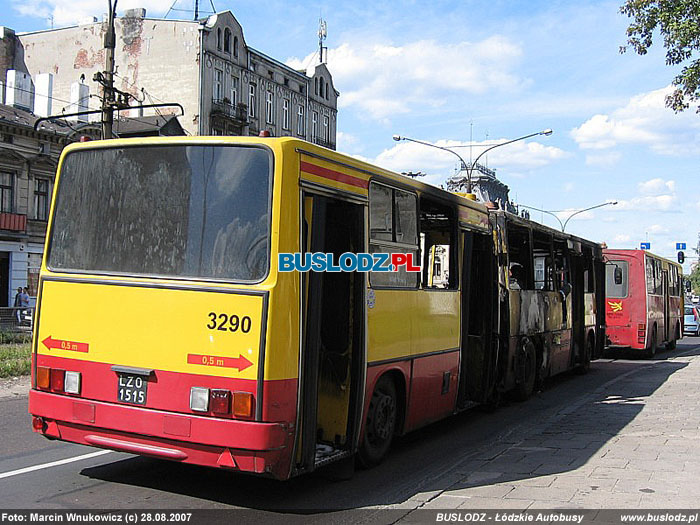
[336,131,358,151]
[563,182,575,192]
[372,138,567,186]
[616,194,678,212]
[614,234,631,243]
[15,0,173,27]
[638,178,675,195]
[288,36,524,121]
[570,85,700,155]
[646,224,670,235]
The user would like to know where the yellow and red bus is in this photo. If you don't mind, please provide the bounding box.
[604,249,682,357]
[29,136,603,479]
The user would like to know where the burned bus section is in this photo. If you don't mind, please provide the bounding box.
[490,210,606,401]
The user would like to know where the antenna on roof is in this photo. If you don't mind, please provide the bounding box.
[318,16,327,63]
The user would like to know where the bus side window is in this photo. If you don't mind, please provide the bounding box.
[419,197,456,289]
[369,182,419,288]
[505,223,533,290]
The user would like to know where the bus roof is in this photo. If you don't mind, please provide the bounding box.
[59,136,489,216]
[603,248,682,268]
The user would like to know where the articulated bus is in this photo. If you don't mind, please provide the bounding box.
[29,137,603,479]
[604,249,683,357]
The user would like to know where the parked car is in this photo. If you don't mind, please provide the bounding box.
[684,305,700,336]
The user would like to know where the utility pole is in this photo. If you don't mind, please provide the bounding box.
[99,0,118,139]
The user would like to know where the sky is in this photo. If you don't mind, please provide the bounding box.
[3,0,699,271]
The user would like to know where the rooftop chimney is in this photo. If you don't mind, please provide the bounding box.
[34,73,53,118]
[5,70,33,111]
[68,81,89,122]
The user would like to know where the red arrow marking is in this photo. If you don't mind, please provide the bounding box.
[42,336,89,353]
[187,353,254,372]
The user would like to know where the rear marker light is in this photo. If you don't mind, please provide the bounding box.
[37,367,50,389]
[190,387,209,412]
[32,416,44,431]
[233,392,254,418]
[50,369,65,392]
[210,389,231,415]
[64,371,81,394]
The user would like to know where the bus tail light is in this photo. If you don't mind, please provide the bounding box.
[233,392,253,418]
[638,323,646,343]
[32,416,45,431]
[64,371,81,394]
[37,366,51,389]
[50,369,65,392]
[190,387,209,412]
[210,389,231,415]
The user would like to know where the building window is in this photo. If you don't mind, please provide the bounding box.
[282,99,289,130]
[326,81,330,100]
[248,84,256,117]
[216,28,222,51]
[312,111,318,138]
[214,68,223,101]
[297,105,305,135]
[35,178,50,221]
[315,78,318,95]
[319,79,324,98]
[233,36,239,58]
[0,172,14,213]
[265,91,274,124]
[224,28,231,53]
[230,76,238,105]
[323,115,329,141]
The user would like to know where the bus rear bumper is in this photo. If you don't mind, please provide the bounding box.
[29,389,292,478]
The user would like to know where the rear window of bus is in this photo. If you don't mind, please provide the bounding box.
[48,144,272,283]
[605,260,628,298]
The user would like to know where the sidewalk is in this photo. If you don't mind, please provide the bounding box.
[398,348,700,512]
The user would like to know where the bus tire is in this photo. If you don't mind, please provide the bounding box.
[645,326,657,359]
[666,323,680,350]
[514,338,537,401]
[358,375,397,468]
[576,334,594,375]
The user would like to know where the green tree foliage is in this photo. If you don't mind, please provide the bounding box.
[620,0,700,112]
[688,263,700,294]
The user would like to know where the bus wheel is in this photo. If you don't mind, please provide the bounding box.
[666,323,679,350]
[645,326,657,359]
[358,376,397,468]
[576,335,593,375]
[514,339,537,401]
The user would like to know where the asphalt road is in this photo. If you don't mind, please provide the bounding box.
[1,338,698,515]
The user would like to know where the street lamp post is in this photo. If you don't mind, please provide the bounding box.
[393,129,553,194]
[391,135,471,190]
[519,201,618,232]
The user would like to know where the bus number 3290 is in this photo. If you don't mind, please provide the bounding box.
[206,312,252,333]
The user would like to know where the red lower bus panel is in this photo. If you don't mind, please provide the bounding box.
[29,389,292,478]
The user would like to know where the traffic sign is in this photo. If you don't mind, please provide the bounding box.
[676,243,687,250]
[640,242,651,250]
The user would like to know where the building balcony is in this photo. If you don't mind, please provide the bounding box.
[211,99,248,123]
[0,212,27,233]
[313,136,336,150]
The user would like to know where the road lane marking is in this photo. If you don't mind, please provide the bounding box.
[0,450,112,480]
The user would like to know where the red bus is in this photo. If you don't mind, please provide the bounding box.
[604,249,683,357]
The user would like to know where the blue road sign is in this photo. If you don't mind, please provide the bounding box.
[676,243,687,250]
[641,242,651,250]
